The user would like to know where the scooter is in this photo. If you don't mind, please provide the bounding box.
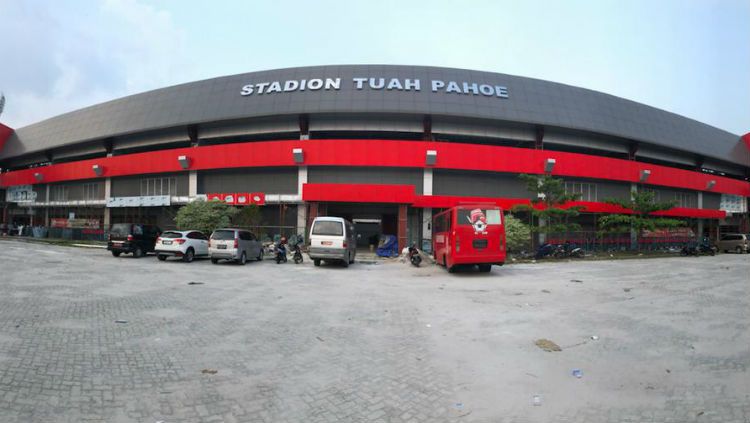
[292,242,303,264]
[408,244,422,267]
[275,242,288,264]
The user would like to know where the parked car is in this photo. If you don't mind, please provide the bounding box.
[155,230,209,262]
[107,223,161,258]
[308,217,357,267]
[717,233,749,254]
[209,228,262,265]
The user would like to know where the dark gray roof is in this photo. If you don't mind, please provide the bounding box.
[2,64,748,166]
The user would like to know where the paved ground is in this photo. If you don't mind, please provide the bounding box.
[0,239,748,423]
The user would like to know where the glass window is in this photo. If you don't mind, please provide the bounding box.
[110,223,132,236]
[312,221,343,236]
[132,225,143,235]
[456,208,502,226]
[212,230,235,240]
[162,231,182,239]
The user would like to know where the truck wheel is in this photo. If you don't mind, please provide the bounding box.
[211,258,219,264]
[133,247,143,258]
[157,255,167,261]
[314,259,321,267]
[736,246,743,254]
[111,251,121,257]
[478,264,492,272]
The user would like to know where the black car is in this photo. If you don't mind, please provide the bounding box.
[107,223,161,258]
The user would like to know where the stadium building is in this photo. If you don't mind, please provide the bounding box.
[1,65,749,250]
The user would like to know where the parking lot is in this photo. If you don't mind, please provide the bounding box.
[0,238,748,423]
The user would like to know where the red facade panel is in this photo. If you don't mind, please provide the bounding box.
[302,183,416,203]
[1,139,748,197]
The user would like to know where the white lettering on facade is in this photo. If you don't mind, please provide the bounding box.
[240,77,508,98]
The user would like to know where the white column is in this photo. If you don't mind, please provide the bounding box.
[103,177,112,228]
[297,165,308,198]
[296,205,307,239]
[188,170,198,197]
[697,191,704,238]
[423,168,433,196]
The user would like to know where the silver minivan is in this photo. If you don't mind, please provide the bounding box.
[209,228,263,265]
[717,233,749,254]
[308,217,357,267]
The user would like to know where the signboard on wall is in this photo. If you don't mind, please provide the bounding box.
[50,218,101,229]
[106,196,171,208]
[5,185,37,203]
[720,194,748,214]
[207,192,265,206]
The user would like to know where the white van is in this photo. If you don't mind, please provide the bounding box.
[309,217,357,267]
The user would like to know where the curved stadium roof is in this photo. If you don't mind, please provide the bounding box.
[1,65,747,167]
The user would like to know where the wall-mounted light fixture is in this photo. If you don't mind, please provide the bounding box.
[426,150,437,166]
[706,180,716,190]
[639,169,651,183]
[544,158,556,173]
[34,172,43,182]
[292,148,304,164]
[177,155,190,169]
[92,164,103,177]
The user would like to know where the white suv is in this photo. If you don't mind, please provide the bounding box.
[155,230,210,262]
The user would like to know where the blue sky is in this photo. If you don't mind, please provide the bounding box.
[0,0,747,134]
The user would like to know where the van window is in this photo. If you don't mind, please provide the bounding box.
[312,221,344,236]
[212,230,235,240]
[456,208,502,226]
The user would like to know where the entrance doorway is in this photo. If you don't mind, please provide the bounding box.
[323,203,400,251]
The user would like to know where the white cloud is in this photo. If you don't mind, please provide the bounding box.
[0,0,194,128]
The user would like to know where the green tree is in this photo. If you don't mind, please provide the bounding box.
[512,174,583,237]
[597,190,685,247]
[174,200,238,235]
[232,204,263,228]
[504,213,532,253]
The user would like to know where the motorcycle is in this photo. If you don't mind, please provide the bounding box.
[275,242,288,264]
[681,241,716,256]
[292,242,303,264]
[408,244,422,267]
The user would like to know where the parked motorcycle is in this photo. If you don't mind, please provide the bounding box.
[275,238,288,264]
[292,242,303,264]
[536,242,583,259]
[408,244,422,267]
[681,240,716,257]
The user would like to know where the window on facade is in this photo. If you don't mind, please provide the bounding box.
[82,183,101,201]
[564,182,597,202]
[140,177,177,196]
[674,192,697,208]
[52,185,69,202]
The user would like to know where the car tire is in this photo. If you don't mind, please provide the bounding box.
[478,264,492,272]
[211,258,219,264]
[257,250,263,261]
[314,259,321,267]
[349,253,355,264]
[111,251,121,257]
[133,247,143,258]
[183,248,194,263]
[157,255,167,261]
[238,252,247,265]
[736,246,743,254]
[342,255,349,268]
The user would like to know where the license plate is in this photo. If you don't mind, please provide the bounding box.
[163,240,172,245]
[218,245,227,249]
[321,241,333,246]
[473,239,488,249]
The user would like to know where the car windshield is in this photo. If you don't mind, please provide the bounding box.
[110,223,132,236]
[312,221,343,236]
[211,230,235,240]
[161,231,182,238]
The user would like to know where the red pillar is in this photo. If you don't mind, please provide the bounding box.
[307,202,318,234]
[398,204,408,252]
